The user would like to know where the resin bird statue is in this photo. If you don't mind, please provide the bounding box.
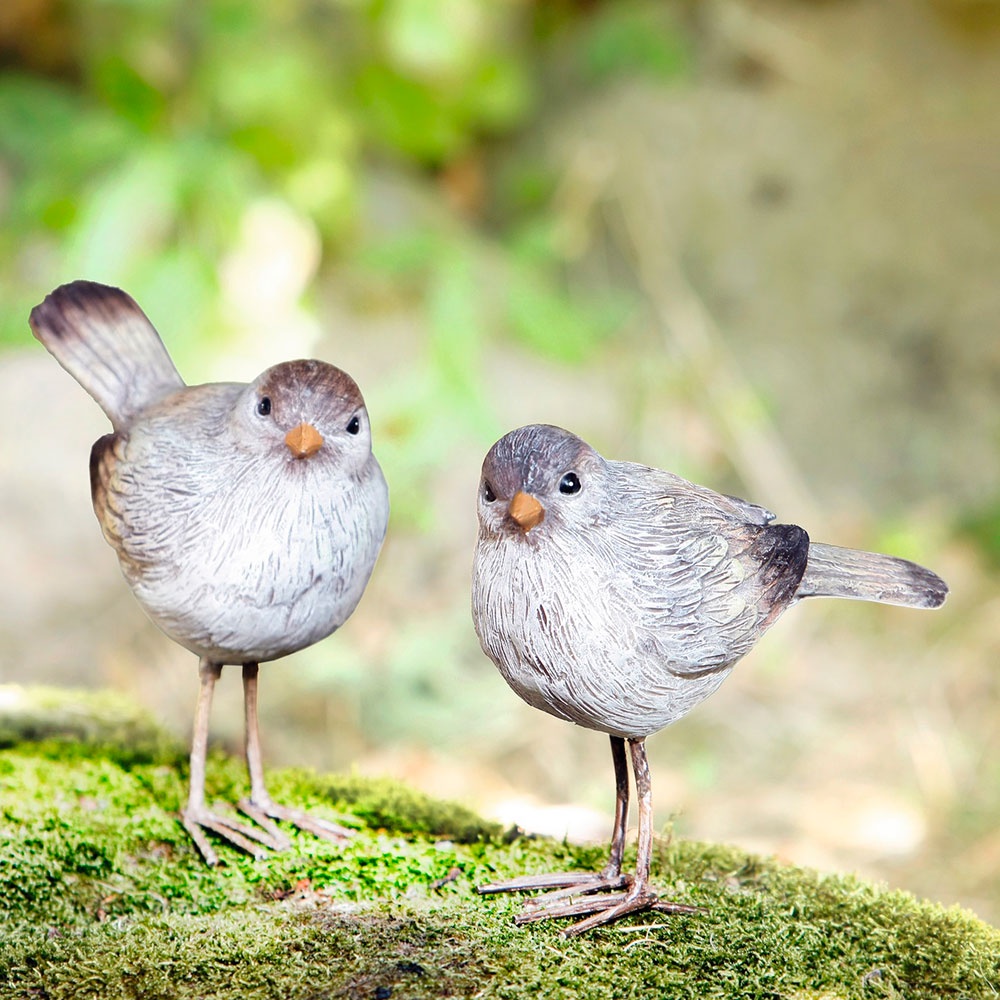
[31,281,389,865]
[472,423,947,935]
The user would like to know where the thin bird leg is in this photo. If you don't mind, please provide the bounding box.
[478,735,632,898]
[237,663,353,844]
[516,739,700,935]
[604,734,630,878]
[181,659,287,865]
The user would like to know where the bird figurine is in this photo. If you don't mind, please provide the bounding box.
[472,423,947,934]
[31,281,389,865]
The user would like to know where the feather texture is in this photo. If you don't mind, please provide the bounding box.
[30,281,185,431]
[33,282,389,665]
[472,424,947,741]
[797,543,947,608]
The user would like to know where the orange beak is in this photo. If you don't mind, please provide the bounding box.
[285,422,324,459]
[508,490,545,532]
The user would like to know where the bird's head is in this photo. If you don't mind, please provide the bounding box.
[477,424,606,543]
[232,359,374,477]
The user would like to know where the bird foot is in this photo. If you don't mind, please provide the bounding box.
[478,868,628,898]
[182,797,353,866]
[517,882,701,936]
[181,804,290,866]
[238,797,354,845]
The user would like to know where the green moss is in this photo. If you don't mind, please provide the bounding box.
[0,686,997,999]
[303,771,501,844]
[0,685,183,766]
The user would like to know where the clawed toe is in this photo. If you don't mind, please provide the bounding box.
[182,797,351,865]
[478,869,627,896]
[479,862,699,935]
[239,797,353,844]
[516,884,701,936]
[181,805,288,866]
[518,872,631,906]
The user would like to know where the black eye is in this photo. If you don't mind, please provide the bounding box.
[256,397,271,417]
[483,481,497,503]
[346,415,361,435]
[559,472,581,495]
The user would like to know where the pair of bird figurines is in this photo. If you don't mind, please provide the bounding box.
[30,281,947,936]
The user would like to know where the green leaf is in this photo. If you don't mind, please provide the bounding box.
[63,144,184,279]
[354,62,466,161]
[582,3,692,83]
[90,51,167,129]
[460,52,533,132]
[505,263,630,364]
[382,0,484,77]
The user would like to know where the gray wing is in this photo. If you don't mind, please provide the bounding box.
[88,385,243,587]
[659,469,775,526]
[605,462,806,675]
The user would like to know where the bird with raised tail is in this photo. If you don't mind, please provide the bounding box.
[472,423,947,935]
[31,281,389,865]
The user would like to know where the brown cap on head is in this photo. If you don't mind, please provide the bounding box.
[483,424,597,500]
[509,491,545,532]
[257,359,365,423]
[285,422,324,458]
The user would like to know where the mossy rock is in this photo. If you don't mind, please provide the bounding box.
[0,687,996,999]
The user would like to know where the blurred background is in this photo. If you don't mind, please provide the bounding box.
[1,0,998,924]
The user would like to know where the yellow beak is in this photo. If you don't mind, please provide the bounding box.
[285,422,324,459]
[509,490,545,532]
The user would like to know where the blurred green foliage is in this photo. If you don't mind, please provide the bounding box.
[0,0,690,355]
[958,500,1000,571]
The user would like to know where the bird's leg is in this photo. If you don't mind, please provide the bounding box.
[181,659,287,865]
[236,663,353,844]
[478,735,632,898]
[603,734,630,879]
[515,739,700,935]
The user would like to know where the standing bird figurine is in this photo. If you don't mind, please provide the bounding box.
[472,423,947,935]
[31,281,389,865]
